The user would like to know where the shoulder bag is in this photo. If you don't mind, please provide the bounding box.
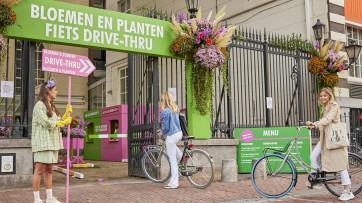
[325,121,349,150]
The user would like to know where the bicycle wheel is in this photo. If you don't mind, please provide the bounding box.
[251,154,297,198]
[325,153,362,196]
[141,149,171,183]
[184,149,214,189]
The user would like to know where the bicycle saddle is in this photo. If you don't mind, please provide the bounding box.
[183,136,195,140]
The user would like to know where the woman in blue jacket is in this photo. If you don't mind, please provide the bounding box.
[160,91,182,189]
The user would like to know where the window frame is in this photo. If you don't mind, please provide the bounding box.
[346,25,362,78]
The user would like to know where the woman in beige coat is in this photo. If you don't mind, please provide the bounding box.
[306,87,354,201]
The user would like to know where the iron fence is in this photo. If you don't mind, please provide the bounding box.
[0,40,35,139]
[212,28,319,138]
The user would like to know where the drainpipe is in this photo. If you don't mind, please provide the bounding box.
[305,0,311,42]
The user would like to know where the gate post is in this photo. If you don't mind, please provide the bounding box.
[296,50,303,124]
[263,31,271,127]
[28,42,36,136]
[152,56,159,139]
[186,61,211,139]
[127,53,133,175]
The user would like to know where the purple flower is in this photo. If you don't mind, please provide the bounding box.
[320,69,327,74]
[214,27,226,37]
[328,62,333,69]
[195,45,225,69]
[176,12,187,23]
[314,41,320,49]
[60,115,89,138]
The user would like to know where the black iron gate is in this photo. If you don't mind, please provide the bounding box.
[211,29,319,138]
[127,52,187,176]
[0,40,36,139]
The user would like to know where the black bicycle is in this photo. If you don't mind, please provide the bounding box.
[141,136,214,189]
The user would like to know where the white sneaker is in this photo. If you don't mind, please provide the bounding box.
[339,190,354,201]
[305,181,323,189]
[46,197,62,203]
[34,200,44,203]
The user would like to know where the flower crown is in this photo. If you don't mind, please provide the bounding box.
[45,78,56,89]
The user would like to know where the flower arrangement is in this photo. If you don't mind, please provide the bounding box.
[60,115,89,138]
[0,0,18,31]
[169,7,235,115]
[0,117,12,138]
[307,40,346,88]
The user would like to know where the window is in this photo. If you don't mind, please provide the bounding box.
[15,40,22,95]
[14,41,45,91]
[93,49,106,71]
[89,82,106,110]
[118,0,130,13]
[35,43,45,86]
[346,26,362,78]
[119,67,128,104]
[93,0,105,9]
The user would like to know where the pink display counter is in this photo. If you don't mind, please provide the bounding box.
[100,105,128,162]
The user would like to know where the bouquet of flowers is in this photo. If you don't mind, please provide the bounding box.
[307,39,346,88]
[169,7,235,115]
[60,115,89,138]
[0,0,20,64]
[0,117,12,138]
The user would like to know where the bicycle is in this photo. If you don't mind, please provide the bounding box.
[141,136,214,189]
[251,125,362,198]
[349,128,362,154]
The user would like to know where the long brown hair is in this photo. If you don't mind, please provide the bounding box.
[38,82,60,117]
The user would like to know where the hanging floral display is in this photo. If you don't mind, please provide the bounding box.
[169,7,235,115]
[307,39,346,88]
[0,0,20,64]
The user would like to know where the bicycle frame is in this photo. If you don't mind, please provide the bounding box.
[143,138,197,176]
[264,127,314,175]
[263,126,343,183]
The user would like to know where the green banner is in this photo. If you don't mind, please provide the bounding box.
[235,127,311,173]
[7,0,176,57]
[84,109,100,119]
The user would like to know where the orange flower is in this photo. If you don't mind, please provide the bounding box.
[307,57,327,75]
[319,73,339,87]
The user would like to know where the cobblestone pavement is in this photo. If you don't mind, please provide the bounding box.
[1,174,361,203]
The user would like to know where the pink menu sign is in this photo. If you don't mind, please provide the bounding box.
[42,49,95,77]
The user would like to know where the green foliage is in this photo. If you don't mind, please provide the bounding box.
[135,5,168,18]
[269,33,315,53]
[190,63,214,116]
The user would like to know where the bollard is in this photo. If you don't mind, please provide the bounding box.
[251,158,266,180]
[221,159,237,182]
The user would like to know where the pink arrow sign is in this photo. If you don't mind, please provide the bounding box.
[42,49,96,77]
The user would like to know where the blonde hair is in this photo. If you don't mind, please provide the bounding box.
[160,91,179,113]
[318,87,335,105]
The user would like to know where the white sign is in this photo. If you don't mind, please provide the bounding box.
[168,88,177,102]
[266,97,273,109]
[1,155,14,173]
[0,81,14,98]
[95,125,108,133]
